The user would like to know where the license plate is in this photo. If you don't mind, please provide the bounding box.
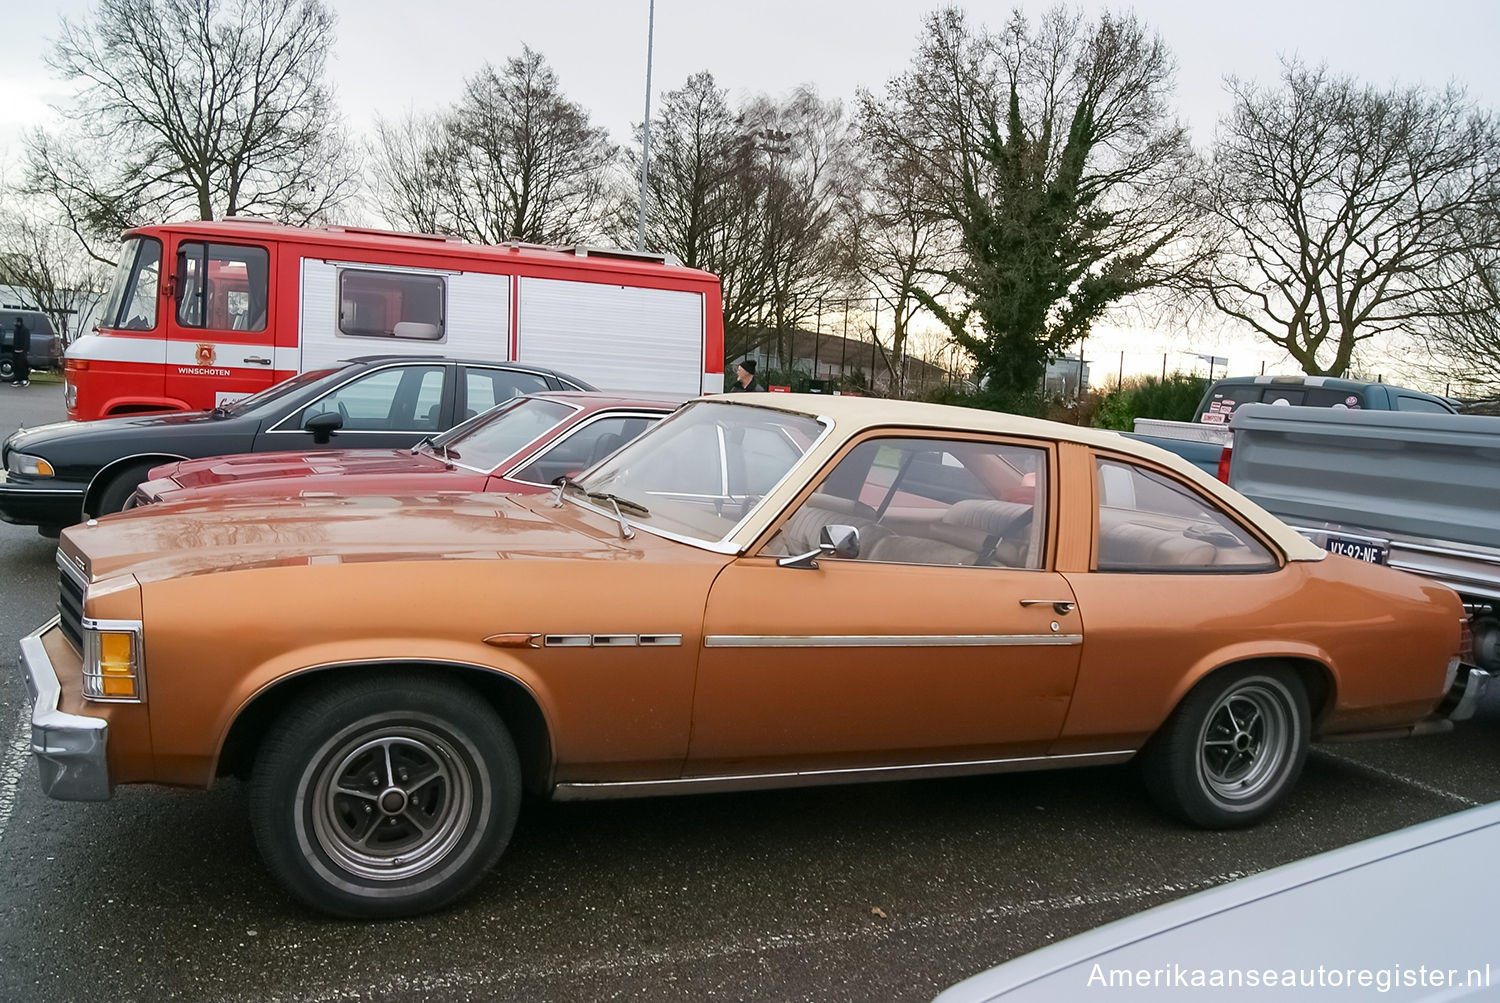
[1326,536,1387,565]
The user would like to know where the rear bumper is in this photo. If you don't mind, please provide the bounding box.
[17,617,111,801]
[1441,663,1490,723]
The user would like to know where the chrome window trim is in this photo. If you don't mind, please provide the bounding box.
[704,633,1082,648]
[504,407,667,485]
[265,360,453,435]
[553,750,1135,801]
[79,616,146,704]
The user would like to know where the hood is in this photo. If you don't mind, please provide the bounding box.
[62,492,633,585]
[156,448,446,489]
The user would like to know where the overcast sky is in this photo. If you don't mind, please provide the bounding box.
[3,0,1499,381]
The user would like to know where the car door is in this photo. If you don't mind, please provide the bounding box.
[259,362,451,450]
[688,432,1083,777]
[163,238,279,408]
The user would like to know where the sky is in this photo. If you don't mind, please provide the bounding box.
[3,0,1499,385]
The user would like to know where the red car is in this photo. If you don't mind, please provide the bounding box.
[132,392,681,506]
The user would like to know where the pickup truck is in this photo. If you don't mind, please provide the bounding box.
[1124,375,1458,478]
[1226,402,1499,677]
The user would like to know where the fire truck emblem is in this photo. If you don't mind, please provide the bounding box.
[195,343,216,366]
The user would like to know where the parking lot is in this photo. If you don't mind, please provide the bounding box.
[3,381,1498,1003]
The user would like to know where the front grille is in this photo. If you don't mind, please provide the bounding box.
[57,562,86,653]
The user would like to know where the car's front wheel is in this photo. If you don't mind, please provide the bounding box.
[1142,665,1310,829]
[249,672,521,918]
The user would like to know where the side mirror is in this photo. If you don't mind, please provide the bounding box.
[777,523,861,569]
[304,410,343,444]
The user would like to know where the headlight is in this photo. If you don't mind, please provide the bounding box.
[8,452,55,477]
[82,620,144,701]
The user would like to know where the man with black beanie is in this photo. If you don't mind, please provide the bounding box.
[728,359,763,392]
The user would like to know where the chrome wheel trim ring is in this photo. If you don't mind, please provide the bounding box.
[1196,680,1294,807]
[308,724,475,883]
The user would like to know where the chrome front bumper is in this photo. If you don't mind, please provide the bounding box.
[17,617,111,801]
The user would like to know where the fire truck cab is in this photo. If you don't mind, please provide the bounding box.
[67,220,724,421]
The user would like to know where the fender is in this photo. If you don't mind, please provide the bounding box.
[1165,639,1338,723]
[85,452,191,514]
[203,639,559,786]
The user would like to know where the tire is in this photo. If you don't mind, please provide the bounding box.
[92,461,158,516]
[1141,665,1310,829]
[0,358,11,380]
[249,672,522,919]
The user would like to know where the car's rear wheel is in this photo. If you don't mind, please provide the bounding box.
[249,672,521,918]
[1142,665,1309,828]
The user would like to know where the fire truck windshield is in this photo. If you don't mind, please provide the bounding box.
[100,236,163,331]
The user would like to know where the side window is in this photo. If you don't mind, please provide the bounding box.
[1095,458,1275,572]
[297,365,446,431]
[338,270,445,341]
[176,243,269,331]
[511,414,661,485]
[763,437,1048,569]
[461,368,553,419]
[1396,395,1450,413]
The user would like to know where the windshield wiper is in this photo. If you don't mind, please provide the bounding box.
[587,491,649,516]
[413,436,455,469]
[211,405,233,418]
[589,492,640,540]
[553,474,583,507]
[410,436,433,455]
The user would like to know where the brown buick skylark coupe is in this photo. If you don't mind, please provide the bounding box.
[20,396,1485,917]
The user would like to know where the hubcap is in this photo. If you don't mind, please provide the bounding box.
[1198,681,1293,805]
[310,726,474,882]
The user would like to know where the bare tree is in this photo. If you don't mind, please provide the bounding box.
[623,77,856,368]
[24,0,357,258]
[1197,61,1500,377]
[373,48,617,245]
[738,88,859,367]
[847,114,958,397]
[0,200,112,344]
[368,112,450,236]
[861,7,1201,409]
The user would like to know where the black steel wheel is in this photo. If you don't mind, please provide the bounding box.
[249,672,521,918]
[1142,665,1310,829]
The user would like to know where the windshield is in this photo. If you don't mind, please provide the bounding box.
[218,367,341,416]
[432,396,576,471]
[573,400,825,544]
[100,236,163,331]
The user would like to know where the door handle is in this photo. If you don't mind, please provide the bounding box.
[243,356,272,365]
[1020,599,1075,615]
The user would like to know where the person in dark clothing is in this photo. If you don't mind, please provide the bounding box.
[9,318,30,387]
[728,359,764,392]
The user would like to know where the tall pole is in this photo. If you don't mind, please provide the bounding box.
[636,0,656,252]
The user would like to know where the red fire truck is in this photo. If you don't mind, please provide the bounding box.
[67,219,725,420]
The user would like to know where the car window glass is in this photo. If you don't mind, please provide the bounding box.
[1095,458,1274,572]
[1200,384,1260,423]
[577,401,823,543]
[1302,388,1365,409]
[462,368,553,419]
[441,397,574,470]
[337,269,444,340]
[1260,387,1305,405]
[511,414,662,484]
[298,365,445,431]
[175,243,269,331]
[762,436,1049,569]
[117,239,162,330]
[1396,395,1450,413]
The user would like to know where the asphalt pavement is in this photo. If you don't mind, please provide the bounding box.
[1,382,1497,1002]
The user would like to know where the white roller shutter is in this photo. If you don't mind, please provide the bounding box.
[517,278,704,394]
